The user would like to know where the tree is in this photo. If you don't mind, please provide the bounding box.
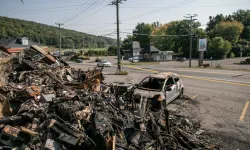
[206,14,225,32]
[242,26,250,39]
[0,16,116,48]
[121,35,134,50]
[212,21,244,43]
[208,37,232,59]
[133,23,154,47]
[107,46,117,56]
[151,20,204,58]
[232,10,250,26]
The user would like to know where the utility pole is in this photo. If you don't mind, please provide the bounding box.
[184,14,197,68]
[55,23,64,58]
[116,0,121,71]
[111,0,125,71]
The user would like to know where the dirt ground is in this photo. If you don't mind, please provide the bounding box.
[168,96,250,150]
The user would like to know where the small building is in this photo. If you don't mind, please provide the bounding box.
[141,45,174,61]
[0,37,48,54]
[123,49,132,59]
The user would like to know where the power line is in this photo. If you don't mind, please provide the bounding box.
[122,0,195,21]
[119,4,250,9]
[58,0,94,23]
[66,0,109,25]
[78,1,194,36]
[63,0,100,23]
[121,32,189,37]
[64,23,115,26]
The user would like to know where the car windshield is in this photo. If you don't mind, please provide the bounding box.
[102,60,108,63]
[138,77,165,91]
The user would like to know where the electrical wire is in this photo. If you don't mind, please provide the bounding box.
[63,0,100,23]
[64,22,115,26]
[66,0,110,25]
[58,0,94,23]
[122,0,195,21]
[120,4,250,9]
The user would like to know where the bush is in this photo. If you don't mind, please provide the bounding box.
[78,56,90,60]
[114,70,128,75]
[230,52,235,58]
[215,64,222,68]
[95,57,101,62]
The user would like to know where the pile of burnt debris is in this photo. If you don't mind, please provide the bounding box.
[0,46,218,150]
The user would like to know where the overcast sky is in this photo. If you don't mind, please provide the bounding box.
[0,0,249,39]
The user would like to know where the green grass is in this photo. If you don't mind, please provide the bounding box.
[121,62,160,66]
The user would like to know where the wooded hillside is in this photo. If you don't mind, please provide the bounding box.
[0,16,116,48]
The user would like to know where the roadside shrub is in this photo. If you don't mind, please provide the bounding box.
[114,70,128,75]
[215,64,222,68]
[78,56,90,60]
[230,52,235,58]
[88,50,107,56]
[95,57,101,62]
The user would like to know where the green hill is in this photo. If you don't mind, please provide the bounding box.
[0,16,116,49]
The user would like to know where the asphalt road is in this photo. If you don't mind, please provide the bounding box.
[69,61,250,150]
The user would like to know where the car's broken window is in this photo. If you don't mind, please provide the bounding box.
[138,77,165,90]
[173,75,180,82]
[165,77,175,88]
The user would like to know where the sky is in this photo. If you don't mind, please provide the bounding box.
[0,0,250,39]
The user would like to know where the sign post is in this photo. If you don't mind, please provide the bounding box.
[198,38,207,67]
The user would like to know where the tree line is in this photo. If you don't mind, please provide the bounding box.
[120,9,250,59]
[0,16,117,49]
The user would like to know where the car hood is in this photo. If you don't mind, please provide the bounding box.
[133,88,164,99]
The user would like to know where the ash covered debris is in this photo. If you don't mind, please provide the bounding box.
[0,46,219,150]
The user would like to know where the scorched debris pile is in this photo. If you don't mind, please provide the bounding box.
[0,46,218,150]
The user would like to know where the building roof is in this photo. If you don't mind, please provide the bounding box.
[0,38,44,49]
[142,45,160,54]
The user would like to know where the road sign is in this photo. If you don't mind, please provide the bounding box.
[198,38,207,51]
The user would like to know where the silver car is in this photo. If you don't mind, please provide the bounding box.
[133,72,184,105]
[97,60,112,67]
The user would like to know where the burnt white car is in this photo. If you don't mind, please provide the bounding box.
[133,72,184,106]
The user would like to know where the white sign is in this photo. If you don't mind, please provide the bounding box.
[132,41,140,49]
[198,38,207,51]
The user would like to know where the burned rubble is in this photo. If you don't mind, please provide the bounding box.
[0,45,219,150]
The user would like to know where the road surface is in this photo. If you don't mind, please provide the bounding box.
[69,61,250,150]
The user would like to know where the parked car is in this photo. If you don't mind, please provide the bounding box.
[129,56,139,63]
[176,57,186,62]
[97,60,112,67]
[133,72,184,107]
